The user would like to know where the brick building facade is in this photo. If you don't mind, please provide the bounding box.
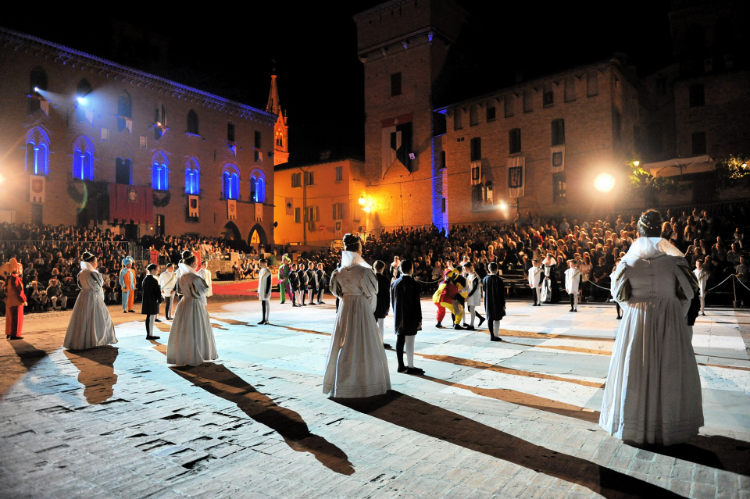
[0,28,277,247]
[273,157,366,246]
[354,0,749,232]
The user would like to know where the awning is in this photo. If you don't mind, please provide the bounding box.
[644,155,714,178]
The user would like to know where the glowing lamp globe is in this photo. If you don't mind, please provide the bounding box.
[594,173,615,193]
[499,202,508,210]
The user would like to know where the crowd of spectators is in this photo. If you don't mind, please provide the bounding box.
[2,202,749,317]
[0,223,265,316]
[299,204,749,305]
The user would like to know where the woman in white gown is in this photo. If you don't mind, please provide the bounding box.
[600,210,703,446]
[323,234,391,398]
[64,252,117,350]
[167,251,218,366]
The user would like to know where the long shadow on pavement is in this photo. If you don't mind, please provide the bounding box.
[336,390,681,499]
[63,346,119,405]
[8,339,47,370]
[149,341,354,475]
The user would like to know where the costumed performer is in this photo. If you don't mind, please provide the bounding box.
[257,258,272,324]
[278,254,293,304]
[391,259,423,373]
[3,259,26,340]
[323,234,391,398]
[166,251,218,366]
[599,209,703,445]
[159,263,177,321]
[482,262,505,341]
[373,260,391,349]
[63,252,117,349]
[142,263,162,340]
[119,256,136,313]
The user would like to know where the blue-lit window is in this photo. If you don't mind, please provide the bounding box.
[185,158,200,195]
[152,152,169,191]
[223,171,239,200]
[72,136,95,180]
[249,169,265,203]
[25,127,50,176]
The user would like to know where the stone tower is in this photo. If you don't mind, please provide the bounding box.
[354,0,467,230]
[266,71,289,166]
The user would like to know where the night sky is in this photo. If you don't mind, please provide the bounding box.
[4,0,672,163]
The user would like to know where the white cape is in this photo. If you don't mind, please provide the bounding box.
[63,262,117,350]
[167,263,218,366]
[323,252,391,398]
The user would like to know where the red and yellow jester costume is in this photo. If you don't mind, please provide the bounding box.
[432,268,468,327]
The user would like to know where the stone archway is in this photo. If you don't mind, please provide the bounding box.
[248,223,268,248]
[223,221,241,241]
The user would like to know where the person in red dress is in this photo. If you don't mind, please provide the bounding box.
[4,259,27,340]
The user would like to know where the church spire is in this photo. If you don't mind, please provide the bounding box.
[266,60,281,115]
[266,60,289,166]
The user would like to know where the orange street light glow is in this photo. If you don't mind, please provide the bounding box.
[595,173,615,193]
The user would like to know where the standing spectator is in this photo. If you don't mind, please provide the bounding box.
[735,255,750,308]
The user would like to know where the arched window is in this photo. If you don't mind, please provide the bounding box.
[185,157,200,195]
[249,169,266,203]
[25,127,50,176]
[72,136,95,181]
[117,91,132,132]
[187,110,199,135]
[151,151,169,191]
[29,67,48,113]
[223,165,240,200]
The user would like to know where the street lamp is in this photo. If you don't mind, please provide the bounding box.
[594,173,615,193]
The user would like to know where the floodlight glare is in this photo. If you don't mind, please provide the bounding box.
[499,202,508,210]
[594,173,616,193]
[77,96,87,105]
[34,87,40,92]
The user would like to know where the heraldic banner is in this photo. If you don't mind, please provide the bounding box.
[109,184,154,224]
[29,175,46,204]
[507,156,525,199]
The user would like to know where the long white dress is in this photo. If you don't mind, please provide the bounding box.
[323,251,391,398]
[600,237,703,445]
[166,263,218,366]
[64,262,117,350]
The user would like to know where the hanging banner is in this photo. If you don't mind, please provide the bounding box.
[29,175,45,204]
[227,199,237,220]
[551,145,565,173]
[255,202,263,222]
[470,160,482,186]
[507,156,525,198]
[188,195,199,218]
[381,113,413,176]
[109,184,153,224]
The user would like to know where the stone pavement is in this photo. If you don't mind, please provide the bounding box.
[0,297,748,498]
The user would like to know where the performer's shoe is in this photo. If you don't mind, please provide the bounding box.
[155,319,162,323]
[477,316,486,328]
[406,367,425,375]
[569,308,575,312]
[9,336,23,340]
[574,309,578,312]
[435,323,444,328]
[490,336,502,342]
[128,310,136,313]
[383,343,392,350]
[397,365,408,373]
[123,310,128,314]
[702,312,706,316]
[146,335,160,340]
[464,325,475,330]
[258,320,266,325]
[453,324,464,330]
[318,301,325,304]
[617,316,623,320]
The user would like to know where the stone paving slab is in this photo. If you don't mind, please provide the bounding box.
[0,299,748,498]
